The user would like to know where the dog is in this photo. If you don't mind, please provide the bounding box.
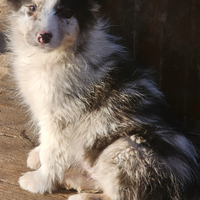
[6,0,199,199]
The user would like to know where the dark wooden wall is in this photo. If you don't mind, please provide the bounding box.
[100,0,200,132]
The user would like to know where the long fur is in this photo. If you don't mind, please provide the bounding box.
[6,0,199,199]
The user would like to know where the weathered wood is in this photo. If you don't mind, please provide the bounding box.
[184,0,200,131]
[101,0,200,131]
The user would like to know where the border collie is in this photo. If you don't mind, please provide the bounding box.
[6,0,199,199]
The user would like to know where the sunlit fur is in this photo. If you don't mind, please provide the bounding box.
[7,0,199,199]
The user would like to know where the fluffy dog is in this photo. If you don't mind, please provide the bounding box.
[6,0,199,199]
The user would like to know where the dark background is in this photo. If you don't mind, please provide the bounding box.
[99,0,200,135]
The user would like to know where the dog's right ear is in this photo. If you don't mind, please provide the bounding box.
[7,0,22,11]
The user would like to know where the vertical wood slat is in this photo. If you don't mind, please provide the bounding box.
[185,0,200,130]
[134,0,164,84]
[160,0,191,121]
[100,0,200,130]
[100,0,135,53]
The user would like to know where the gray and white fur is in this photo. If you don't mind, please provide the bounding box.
[6,0,199,199]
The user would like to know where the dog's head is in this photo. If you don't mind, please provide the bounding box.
[7,0,98,52]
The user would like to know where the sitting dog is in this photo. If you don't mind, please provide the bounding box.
[6,0,199,199]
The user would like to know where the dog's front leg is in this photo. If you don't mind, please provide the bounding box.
[19,126,68,194]
[19,144,62,194]
[19,167,57,194]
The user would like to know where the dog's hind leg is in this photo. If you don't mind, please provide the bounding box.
[89,137,190,200]
[63,169,102,194]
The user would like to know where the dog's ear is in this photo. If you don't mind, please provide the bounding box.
[7,0,22,11]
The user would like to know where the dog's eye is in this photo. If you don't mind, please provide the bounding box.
[57,9,74,19]
[29,5,36,12]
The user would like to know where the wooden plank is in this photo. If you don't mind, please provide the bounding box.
[100,0,200,129]
[100,0,135,54]
[134,0,164,83]
[159,0,191,121]
[184,0,200,130]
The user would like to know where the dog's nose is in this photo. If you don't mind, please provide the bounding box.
[37,31,53,44]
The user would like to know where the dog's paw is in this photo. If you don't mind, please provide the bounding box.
[68,194,90,200]
[68,194,107,200]
[27,147,41,170]
[19,170,56,194]
[63,170,102,194]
